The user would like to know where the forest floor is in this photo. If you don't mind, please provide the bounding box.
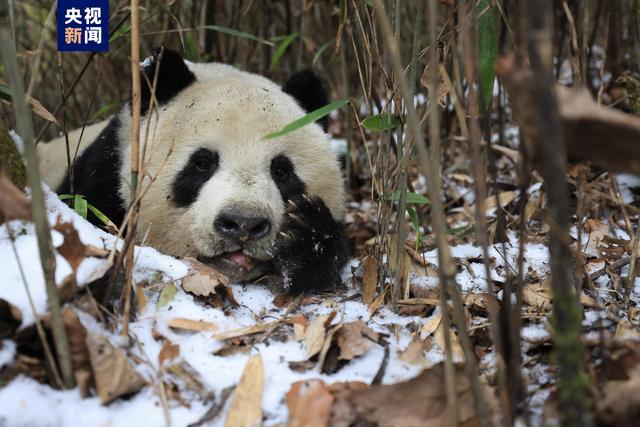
[0,161,639,426]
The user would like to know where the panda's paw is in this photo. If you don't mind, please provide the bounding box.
[274,194,349,294]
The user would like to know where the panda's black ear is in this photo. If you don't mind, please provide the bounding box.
[139,47,196,115]
[283,70,330,131]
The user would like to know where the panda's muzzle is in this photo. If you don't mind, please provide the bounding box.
[214,211,272,244]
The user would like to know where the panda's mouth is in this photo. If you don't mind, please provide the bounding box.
[198,250,272,283]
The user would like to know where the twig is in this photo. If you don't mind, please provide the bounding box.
[7,225,63,389]
[0,3,75,389]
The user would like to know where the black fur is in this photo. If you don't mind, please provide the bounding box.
[172,148,220,207]
[270,154,305,202]
[283,70,330,131]
[57,117,126,227]
[140,47,196,115]
[273,194,350,294]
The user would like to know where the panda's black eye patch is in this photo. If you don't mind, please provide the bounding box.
[271,154,305,201]
[171,148,219,207]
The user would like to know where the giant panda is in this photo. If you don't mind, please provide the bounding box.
[38,47,349,294]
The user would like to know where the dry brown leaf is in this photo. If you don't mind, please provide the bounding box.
[330,363,496,426]
[214,321,278,341]
[0,298,22,339]
[368,286,387,316]
[158,339,180,367]
[0,173,31,224]
[305,312,336,359]
[398,336,431,367]
[483,191,517,212]
[136,285,148,313]
[434,321,464,360]
[168,317,218,332]
[62,308,92,396]
[317,323,342,373]
[54,218,86,272]
[291,315,308,341]
[361,255,377,305]
[225,354,264,427]
[86,332,146,404]
[522,284,552,310]
[336,321,379,361]
[85,244,110,258]
[182,258,237,306]
[580,293,601,309]
[420,310,443,338]
[286,379,333,427]
[585,219,610,257]
[27,95,58,124]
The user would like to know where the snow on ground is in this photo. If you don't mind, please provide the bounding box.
[0,188,430,426]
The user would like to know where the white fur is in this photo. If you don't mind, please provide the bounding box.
[39,61,344,262]
[118,62,345,260]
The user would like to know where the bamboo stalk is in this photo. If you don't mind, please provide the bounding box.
[522,1,593,425]
[0,3,74,388]
[373,1,492,425]
[458,1,510,424]
[122,0,142,337]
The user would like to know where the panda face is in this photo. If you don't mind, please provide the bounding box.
[116,61,345,282]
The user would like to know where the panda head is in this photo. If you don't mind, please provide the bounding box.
[117,48,345,282]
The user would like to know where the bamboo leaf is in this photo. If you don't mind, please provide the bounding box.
[74,194,87,219]
[389,190,430,205]
[202,25,274,46]
[476,0,497,112]
[362,114,402,131]
[270,33,299,70]
[264,99,349,139]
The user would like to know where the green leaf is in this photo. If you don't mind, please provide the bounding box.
[361,114,402,131]
[185,33,199,62]
[389,190,430,205]
[74,194,88,219]
[87,204,115,228]
[202,25,275,46]
[158,282,178,308]
[312,38,336,65]
[270,32,299,70]
[58,194,74,201]
[476,0,497,112]
[91,102,119,120]
[264,99,349,139]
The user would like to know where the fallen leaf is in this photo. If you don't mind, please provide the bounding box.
[214,321,279,341]
[368,286,388,316]
[420,310,443,339]
[86,332,146,404]
[483,191,517,212]
[522,283,552,310]
[336,321,379,361]
[585,219,610,257]
[54,218,86,272]
[361,255,377,305]
[291,315,308,341]
[158,339,180,367]
[62,308,91,396]
[398,336,431,367]
[434,320,464,360]
[225,354,264,427]
[168,317,218,332]
[0,173,31,223]
[182,258,237,306]
[330,363,496,426]
[85,244,110,258]
[286,379,333,427]
[157,282,178,308]
[305,312,336,359]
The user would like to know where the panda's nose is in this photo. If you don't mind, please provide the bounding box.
[214,212,272,243]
